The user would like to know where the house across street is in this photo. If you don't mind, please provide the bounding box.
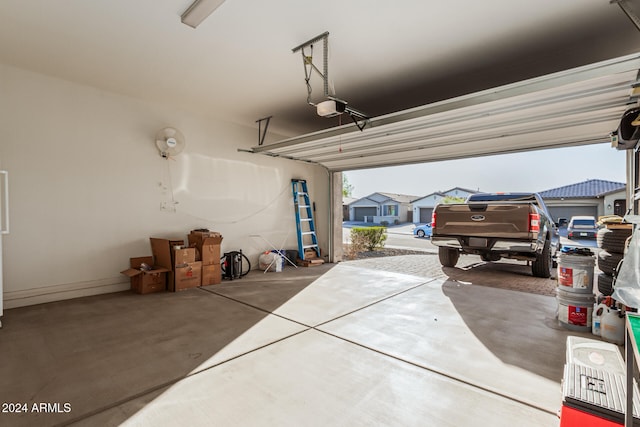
[345,179,626,226]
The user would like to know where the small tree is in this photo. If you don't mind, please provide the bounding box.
[342,174,354,198]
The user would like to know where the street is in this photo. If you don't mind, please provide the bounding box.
[342,223,598,253]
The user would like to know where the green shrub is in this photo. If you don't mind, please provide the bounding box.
[380,220,389,227]
[350,226,387,251]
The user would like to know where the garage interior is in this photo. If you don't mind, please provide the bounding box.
[3,1,640,426]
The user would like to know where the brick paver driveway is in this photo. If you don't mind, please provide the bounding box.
[344,254,558,296]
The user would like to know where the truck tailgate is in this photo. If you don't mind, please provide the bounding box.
[436,203,534,239]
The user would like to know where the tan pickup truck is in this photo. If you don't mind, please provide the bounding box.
[430,192,560,278]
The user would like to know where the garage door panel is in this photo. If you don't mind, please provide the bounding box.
[548,206,598,222]
[250,55,640,172]
[353,207,377,221]
[418,208,433,224]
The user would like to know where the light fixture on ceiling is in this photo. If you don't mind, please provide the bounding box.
[181,0,226,28]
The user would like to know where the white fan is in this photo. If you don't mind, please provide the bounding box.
[155,127,185,158]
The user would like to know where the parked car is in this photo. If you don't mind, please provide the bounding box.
[567,216,598,239]
[413,223,432,238]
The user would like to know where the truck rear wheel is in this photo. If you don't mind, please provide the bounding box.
[532,240,551,278]
[439,247,459,268]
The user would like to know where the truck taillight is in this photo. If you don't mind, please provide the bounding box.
[529,213,540,232]
[431,211,437,228]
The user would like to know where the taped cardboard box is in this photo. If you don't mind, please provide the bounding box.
[174,247,196,266]
[188,231,223,265]
[175,261,202,291]
[120,256,169,294]
[202,264,222,286]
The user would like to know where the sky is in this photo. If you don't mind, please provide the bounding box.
[343,143,627,199]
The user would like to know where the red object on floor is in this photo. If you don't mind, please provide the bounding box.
[560,405,622,427]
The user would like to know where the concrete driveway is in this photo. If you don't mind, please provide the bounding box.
[0,254,588,427]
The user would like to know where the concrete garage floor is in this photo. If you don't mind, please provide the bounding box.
[0,257,595,427]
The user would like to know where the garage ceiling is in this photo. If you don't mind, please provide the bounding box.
[2,1,640,168]
[249,54,640,170]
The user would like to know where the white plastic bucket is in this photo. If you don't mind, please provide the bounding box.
[557,253,595,293]
[557,288,595,332]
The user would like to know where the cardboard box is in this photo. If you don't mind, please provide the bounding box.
[150,238,185,269]
[175,261,202,291]
[188,231,223,265]
[120,256,169,294]
[174,247,196,266]
[188,230,222,244]
[149,237,195,292]
[202,263,222,286]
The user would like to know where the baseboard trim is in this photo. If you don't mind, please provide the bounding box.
[4,276,130,309]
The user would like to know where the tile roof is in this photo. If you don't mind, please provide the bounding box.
[377,192,421,203]
[538,179,625,199]
[411,192,447,203]
[342,196,357,205]
[443,187,479,194]
[412,187,480,203]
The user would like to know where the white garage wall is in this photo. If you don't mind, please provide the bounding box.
[0,64,329,308]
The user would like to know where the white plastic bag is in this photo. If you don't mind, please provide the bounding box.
[258,251,283,272]
[612,229,640,308]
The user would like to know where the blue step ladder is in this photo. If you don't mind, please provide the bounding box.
[291,179,321,260]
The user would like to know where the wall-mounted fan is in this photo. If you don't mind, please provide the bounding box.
[155,127,185,158]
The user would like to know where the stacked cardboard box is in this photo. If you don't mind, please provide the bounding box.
[150,238,202,291]
[120,256,169,294]
[173,246,202,291]
[296,248,325,267]
[188,230,223,286]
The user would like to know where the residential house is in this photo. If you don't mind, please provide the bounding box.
[411,187,478,223]
[539,179,626,221]
[348,192,419,224]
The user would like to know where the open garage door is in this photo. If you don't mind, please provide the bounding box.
[248,54,640,172]
[245,54,640,264]
[548,206,598,223]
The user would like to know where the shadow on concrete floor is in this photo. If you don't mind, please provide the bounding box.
[0,264,332,427]
[442,278,593,383]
